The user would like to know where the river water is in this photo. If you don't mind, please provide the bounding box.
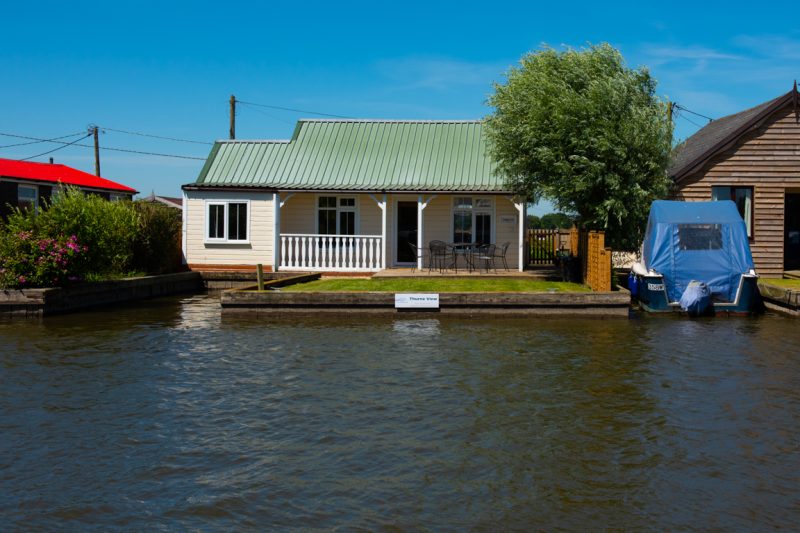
[1,294,798,531]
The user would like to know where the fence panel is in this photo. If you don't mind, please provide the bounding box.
[526,228,560,265]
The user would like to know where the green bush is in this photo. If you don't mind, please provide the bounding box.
[131,202,182,275]
[0,187,183,289]
[0,230,88,288]
[36,188,138,275]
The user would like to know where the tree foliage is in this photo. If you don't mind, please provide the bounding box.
[485,43,673,249]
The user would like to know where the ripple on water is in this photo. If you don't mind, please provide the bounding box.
[0,297,799,530]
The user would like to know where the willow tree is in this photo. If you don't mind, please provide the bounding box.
[485,43,673,249]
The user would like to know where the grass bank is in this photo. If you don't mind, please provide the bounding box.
[282,278,589,292]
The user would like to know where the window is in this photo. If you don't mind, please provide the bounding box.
[678,224,723,250]
[317,196,357,235]
[453,197,493,244]
[712,186,753,238]
[18,185,37,212]
[206,201,249,242]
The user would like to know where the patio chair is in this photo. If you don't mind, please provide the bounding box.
[407,242,427,273]
[473,244,497,273]
[493,242,511,271]
[429,240,453,273]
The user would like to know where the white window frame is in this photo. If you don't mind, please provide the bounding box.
[315,194,359,235]
[18,184,38,212]
[451,196,495,244]
[204,199,251,244]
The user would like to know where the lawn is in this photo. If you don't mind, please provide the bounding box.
[282,278,589,292]
[759,278,800,289]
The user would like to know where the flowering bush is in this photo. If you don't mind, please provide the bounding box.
[0,231,88,289]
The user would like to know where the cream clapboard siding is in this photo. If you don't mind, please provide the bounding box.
[185,190,274,267]
[675,106,800,277]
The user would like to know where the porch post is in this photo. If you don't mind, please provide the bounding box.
[514,199,525,272]
[417,195,424,271]
[181,189,188,265]
[381,194,387,269]
[273,192,280,271]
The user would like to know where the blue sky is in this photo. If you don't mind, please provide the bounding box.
[2,0,799,212]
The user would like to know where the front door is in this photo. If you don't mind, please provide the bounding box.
[396,201,417,263]
[785,193,800,270]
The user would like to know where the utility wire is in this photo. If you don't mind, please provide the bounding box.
[239,104,294,125]
[20,134,92,161]
[674,103,714,122]
[99,126,213,145]
[0,131,206,161]
[0,131,86,149]
[236,99,352,119]
[675,109,705,129]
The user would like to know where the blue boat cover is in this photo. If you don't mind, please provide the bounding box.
[642,200,755,303]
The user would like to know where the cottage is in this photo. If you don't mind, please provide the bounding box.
[670,84,800,277]
[0,157,137,218]
[182,119,525,273]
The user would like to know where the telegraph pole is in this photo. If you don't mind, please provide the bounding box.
[229,95,236,139]
[88,124,101,176]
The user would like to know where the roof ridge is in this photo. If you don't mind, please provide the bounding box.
[297,118,483,124]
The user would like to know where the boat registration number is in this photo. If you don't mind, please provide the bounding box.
[647,283,664,291]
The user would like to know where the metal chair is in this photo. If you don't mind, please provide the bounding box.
[407,242,427,273]
[474,244,497,273]
[493,242,511,271]
[429,240,452,273]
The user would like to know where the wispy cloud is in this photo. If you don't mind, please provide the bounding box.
[641,44,743,63]
[374,57,508,91]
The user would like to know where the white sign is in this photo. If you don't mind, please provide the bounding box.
[500,215,516,225]
[395,293,440,309]
[647,283,665,292]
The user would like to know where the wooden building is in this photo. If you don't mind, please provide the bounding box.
[0,158,137,218]
[670,85,800,277]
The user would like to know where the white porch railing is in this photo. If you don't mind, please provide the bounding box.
[279,234,384,272]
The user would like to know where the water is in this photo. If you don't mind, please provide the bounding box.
[1,294,799,531]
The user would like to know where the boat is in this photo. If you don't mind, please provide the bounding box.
[629,200,760,316]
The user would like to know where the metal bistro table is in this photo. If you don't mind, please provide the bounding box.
[450,242,480,272]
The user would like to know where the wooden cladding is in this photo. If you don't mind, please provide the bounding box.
[674,105,800,277]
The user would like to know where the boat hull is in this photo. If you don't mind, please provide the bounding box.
[631,273,760,315]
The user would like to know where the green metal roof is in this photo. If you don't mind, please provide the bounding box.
[190,119,507,192]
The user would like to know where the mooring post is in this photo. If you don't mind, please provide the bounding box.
[256,264,264,291]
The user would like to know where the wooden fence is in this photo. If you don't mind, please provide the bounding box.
[574,228,612,292]
[526,229,571,265]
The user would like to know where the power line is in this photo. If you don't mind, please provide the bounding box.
[675,109,705,129]
[20,134,92,161]
[98,126,213,145]
[674,103,714,122]
[239,104,294,125]
[0,131,207,161]
[236,99,352,119]
[0,131,86,149]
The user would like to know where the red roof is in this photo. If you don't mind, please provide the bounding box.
[0,158,137,194]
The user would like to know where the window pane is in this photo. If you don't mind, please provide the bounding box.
[227,203,247,241]
[711,186,731,201]
[734,188,752,238]
[208,204,225,239]
[319,196,336,208]
[319,209,336,234]
[678,224,723,250]
[339,197,355,207]
[475,213,491,244]
[18,187,36,211]
[454,197,472,210]
[475,198,492,209]
[340,211,355,235]
[454,212,472,243]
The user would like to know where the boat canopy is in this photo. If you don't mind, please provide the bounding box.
[642,200,755,302]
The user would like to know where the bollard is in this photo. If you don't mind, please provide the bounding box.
[256,264,264,291]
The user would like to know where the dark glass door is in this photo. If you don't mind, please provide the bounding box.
[786,194,800,270]
[396,202,418,263]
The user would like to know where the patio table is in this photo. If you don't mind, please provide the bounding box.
[449,242,480,272]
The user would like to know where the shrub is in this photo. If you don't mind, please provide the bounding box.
[0,230,88,288]
[36,187,138,275]
[131,202,182,274]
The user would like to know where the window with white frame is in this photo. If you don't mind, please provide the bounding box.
[206,201,249,242]
[18,185,37,212]
[318,196,356,235]
[453,197,493,244]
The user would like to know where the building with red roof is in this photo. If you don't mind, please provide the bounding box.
[0,157,137,217]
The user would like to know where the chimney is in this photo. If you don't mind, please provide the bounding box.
[49,157,54,164]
